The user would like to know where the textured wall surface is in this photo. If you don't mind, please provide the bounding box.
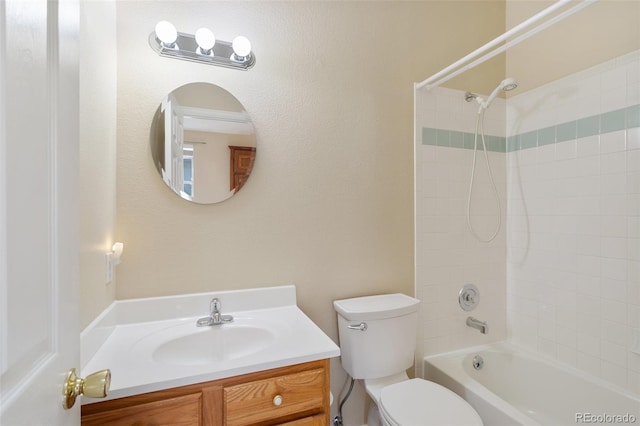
[506,0,640,95]
[79,0,640,422]
[112,2,504,424]
[79,1,117,328]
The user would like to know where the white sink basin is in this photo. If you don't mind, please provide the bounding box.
[130,316,285,367]
[152,323,276,365]
[81,286,341,401]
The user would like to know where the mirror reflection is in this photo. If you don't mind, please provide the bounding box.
[150,83,256,204]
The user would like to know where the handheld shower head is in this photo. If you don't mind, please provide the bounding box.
[480,78,518,111]
[501,77,518,92]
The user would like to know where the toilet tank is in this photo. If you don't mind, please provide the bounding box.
[333,293,420,380]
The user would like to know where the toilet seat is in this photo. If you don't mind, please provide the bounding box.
[379,378,483,426]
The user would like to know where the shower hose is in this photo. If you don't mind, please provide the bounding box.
[466,108,502,243]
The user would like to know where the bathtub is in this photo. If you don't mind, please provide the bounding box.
[424,342,639,425]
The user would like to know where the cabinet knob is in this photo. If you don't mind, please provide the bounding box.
[273,395,283,406]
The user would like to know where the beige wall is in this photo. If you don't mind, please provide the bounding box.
[506,0,640,94]
[77,0,639,421]
[80,0,117,329]
[114,0,505,310]
[112,1,504,423]
[80,0,640,338]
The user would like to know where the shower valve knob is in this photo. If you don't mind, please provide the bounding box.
[459,284,480,311]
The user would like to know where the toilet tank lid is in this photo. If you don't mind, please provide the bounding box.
[333,293,420,321]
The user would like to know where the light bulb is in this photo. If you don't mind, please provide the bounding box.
[232,36,251,58]
[155,21,177,46]
[195,28,216,54]
[112,242,123,259]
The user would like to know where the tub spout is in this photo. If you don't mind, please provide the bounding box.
[466,316,488,334]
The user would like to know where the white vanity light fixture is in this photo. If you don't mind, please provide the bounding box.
[195,28,216,56]
[155,21,178,48]
[231,36,251,61]
[105,242,124,284]
[149,21,255,70]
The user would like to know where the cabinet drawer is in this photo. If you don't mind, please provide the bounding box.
[224,368,325,426]
[82,392,202,426]
[278,414,326,426]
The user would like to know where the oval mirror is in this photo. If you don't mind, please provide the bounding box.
[150,83,256,204]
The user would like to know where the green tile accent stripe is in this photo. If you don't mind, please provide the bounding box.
[422,104,640,152]
[577,115,599,138]
[422,129,507,152]
[556,121,576,143]
[520,131,537,150]
[627,104,640,128]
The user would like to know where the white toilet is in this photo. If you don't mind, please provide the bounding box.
[334,293,483,426]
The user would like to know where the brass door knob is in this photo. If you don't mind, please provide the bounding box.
[62,368,111,409]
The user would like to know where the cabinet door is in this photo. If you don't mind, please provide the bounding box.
[224,369,325,426]
[82,393,202,426]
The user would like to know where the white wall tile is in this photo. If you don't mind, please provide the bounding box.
[627,127,640,150]
[416,87,507,357]
[628,149,640,172]
[577,135,601,157]
[419,52,639,392]
[504,52,640,394]
[600,130,627,154]
[556,140,577,160]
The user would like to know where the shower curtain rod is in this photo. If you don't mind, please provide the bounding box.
[415,0,598,91]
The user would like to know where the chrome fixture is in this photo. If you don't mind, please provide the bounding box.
[149,21,255,70]
[347,322,368,331]
[472,355,484,370]
[459,284,480,311]
[465,78,518,111]
[466,316,488,334]
[465,92,478,102]
[196,298,234,326]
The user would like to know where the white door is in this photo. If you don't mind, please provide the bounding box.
[0,0,81,424]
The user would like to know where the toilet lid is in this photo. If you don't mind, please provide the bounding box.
[379,379,483,426]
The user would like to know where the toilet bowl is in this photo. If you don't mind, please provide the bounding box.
[334,294,483,426]
[377,378,482,425]
[361,372,482,426]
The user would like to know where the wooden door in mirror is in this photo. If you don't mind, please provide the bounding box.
[229,146,256,192]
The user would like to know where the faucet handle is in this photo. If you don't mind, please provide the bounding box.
[459,284,480,311]
[210,298,221,313]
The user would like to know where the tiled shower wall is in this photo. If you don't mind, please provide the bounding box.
[415,86,508,373]
[506,50,640,394]
[415,50,639,393]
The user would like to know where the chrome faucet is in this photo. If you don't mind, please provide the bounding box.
[466,316,488,334]
[196,298,234,327]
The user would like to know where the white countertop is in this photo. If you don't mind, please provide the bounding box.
[81,285,340,404]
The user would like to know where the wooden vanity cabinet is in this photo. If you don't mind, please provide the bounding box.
[81,359,330,426]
